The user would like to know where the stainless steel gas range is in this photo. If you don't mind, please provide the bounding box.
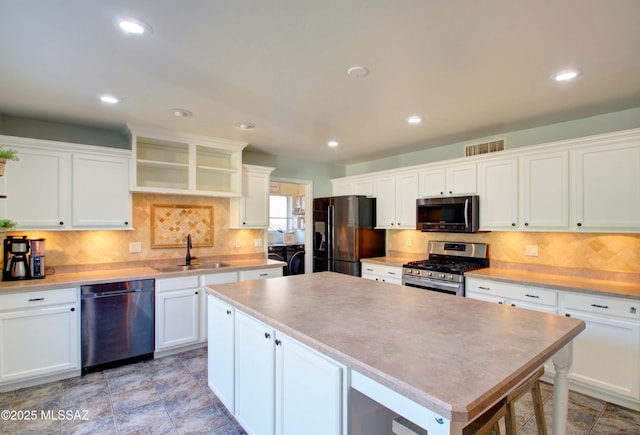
[402,241,489,296]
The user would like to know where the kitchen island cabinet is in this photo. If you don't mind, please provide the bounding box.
[206,272,584,434]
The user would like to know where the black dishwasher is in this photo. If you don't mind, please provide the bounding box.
[81,279,155,373]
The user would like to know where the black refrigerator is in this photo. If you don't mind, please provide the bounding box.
[313,195,386,276]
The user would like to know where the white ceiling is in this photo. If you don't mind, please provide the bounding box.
[1,1,639,164]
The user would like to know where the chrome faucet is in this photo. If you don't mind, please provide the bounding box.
[185,234,193,265]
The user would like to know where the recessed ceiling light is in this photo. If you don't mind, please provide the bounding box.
[553,69,581,82]
[406,115,423,125]
[115,17,153,35]
[99,94,120,104]
[347,66,369,78]
[239,123,255,130]
[327,140,339,148]
[170,108,192,118]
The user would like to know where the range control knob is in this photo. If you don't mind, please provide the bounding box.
[427,271,433,277]
[440,273,445,279]
[449,274,454,280]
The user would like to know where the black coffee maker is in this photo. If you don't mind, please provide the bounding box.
[3,235,31,281]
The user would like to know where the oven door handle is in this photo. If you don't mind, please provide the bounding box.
[402,276,461,292]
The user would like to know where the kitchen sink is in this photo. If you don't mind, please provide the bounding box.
[154,263,230,273]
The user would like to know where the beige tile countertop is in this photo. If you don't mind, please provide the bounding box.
[206,271,584,424]
[466,268,640,300]
[0,259,285,295]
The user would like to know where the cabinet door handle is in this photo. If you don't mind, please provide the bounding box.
[565,313,571,317]
[124,221,129,225]
[577,222,582,227]
[524,222,529,227]
[264,332,271,339]
[591,303,609,309]
[70,307,76,312]
[525,294,539,299]
[275,339,281,346]
[226,310,232,315]
[195,291,198,295]
[511,223,516,227]
[59,221,64,226]
[28,297,45,302]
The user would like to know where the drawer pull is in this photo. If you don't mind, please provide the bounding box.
[260,273,268,277]
[591,303,609,309]
[478,286,491,290]
[28,297,45,302]
[387,272,396,275]
[365,268,373,272]
[525,294,540,299]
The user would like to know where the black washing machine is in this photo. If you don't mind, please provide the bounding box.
[268,244,288,275]
[286,244,305,275]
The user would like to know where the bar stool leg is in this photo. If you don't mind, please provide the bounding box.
[531,380,547,434]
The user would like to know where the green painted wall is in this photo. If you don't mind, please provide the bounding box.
[0,115,129,149]
[346,107,640,176]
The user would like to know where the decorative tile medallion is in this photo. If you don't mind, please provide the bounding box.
[151,204,213,248]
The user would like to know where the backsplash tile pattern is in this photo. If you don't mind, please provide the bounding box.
[388,230,640,274]
[9,193,265,267]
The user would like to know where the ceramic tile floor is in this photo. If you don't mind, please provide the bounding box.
[1,347,639,434]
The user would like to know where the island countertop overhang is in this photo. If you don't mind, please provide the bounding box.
[206,271,585,423]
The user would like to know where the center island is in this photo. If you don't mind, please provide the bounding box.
[206,271,585,435]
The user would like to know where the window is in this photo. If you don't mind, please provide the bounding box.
[269,195,292,231]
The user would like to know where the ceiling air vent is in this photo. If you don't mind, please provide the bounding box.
[464,139,505,157]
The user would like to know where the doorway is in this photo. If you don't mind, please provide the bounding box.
[268,178,313,275]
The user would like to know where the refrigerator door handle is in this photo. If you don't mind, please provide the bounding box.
[327,204,334,271]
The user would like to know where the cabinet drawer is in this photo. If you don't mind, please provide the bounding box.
[361,263,402,279]
[563,292,640,320]
[465,278,515,298]
[239,268,283,281]
[202,272,238,286]
[0,287,77,311]
[508,285,557,307]
[156,276,198,292]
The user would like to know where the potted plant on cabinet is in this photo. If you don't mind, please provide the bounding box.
[0,219,16,241]
[0,148,19,176]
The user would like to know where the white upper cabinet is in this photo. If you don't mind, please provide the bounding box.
[332,176,374,197]
[373,171,418,229]
[229,165,275,228]
[129,125,246,197]
[571,137,640,232]
[477,157,519,230]
[419,163,476,197]
[3,146,67,229]
[72,153,131,229]
[519,150,569,231]
[0,135,131,230]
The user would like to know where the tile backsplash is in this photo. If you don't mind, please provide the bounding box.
[9,193,265,267]
[388,230,640,274]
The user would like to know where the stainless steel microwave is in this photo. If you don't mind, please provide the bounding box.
[416,195,479,233]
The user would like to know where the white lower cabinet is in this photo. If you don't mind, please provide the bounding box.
[360,262,402,285]
[207,295,236,413]
[466,276,640,408]
[156,276,200,351]
[561,293,640,404]
[235,311,276,434]
[0,288,79,388]
[200,272,237,342]
[276,332,343,435]
[209,296,345,435]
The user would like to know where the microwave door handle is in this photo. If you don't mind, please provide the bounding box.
[464,198,469,228]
